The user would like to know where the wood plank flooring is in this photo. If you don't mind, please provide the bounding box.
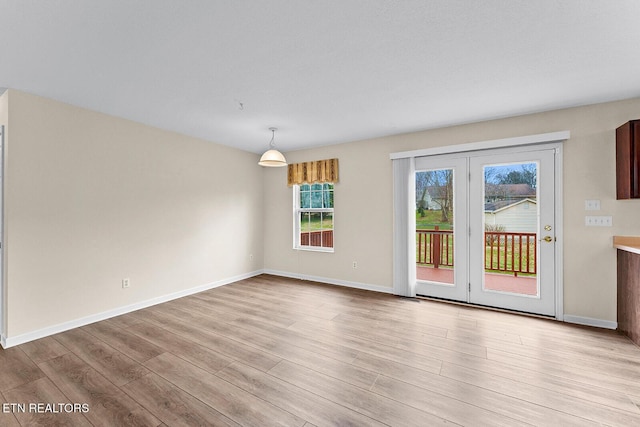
[2,274,640,426]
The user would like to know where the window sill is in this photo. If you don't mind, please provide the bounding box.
[294,246,334,253]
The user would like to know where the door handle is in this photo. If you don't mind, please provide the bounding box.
[542,235,554,243]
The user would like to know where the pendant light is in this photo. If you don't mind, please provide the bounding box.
[259,127,287,167]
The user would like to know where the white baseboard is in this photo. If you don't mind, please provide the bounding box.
[263,269,393,294]
[563,314,617,330]
[1,270,263,349]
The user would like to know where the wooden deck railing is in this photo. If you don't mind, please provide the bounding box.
[416,228,537,276]
[485,231,537,276]
[416,226,454,268]
[300,230,334,248]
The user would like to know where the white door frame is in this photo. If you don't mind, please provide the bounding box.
[391,131,566,320]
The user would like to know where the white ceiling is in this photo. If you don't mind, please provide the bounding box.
[2,1,640,154]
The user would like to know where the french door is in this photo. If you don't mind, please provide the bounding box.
[414,145,558,316]
[414,156,468,301]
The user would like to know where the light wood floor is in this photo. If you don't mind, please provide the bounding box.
[2,274,640,426]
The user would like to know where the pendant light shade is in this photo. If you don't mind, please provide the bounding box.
[259,128,287,167]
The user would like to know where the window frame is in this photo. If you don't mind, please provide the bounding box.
[293,183,335,252]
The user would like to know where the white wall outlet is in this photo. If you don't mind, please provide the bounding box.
[122,278,130,288]
[585,216,612,227]
[352,261,358,269]
[585,200,601,211]
[249,254,253,261]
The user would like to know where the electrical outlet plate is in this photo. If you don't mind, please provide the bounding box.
[122,278,130,288]
[585,216,612,227]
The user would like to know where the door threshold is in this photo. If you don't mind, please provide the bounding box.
[415,294,555,320]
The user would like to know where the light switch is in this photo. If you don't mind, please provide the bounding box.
[585,200,601,211]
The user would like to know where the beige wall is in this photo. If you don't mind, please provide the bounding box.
[264,97,640,323]
[4,90,264,338]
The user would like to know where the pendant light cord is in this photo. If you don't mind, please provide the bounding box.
[269,128,277,148]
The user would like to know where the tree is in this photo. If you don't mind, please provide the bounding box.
[494,164,537,188]
[416,169,453,223]
[519,163,537,189]
[415,172,430,216]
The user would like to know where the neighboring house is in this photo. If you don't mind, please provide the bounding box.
[484,198,537,232]
[417,185,450,211]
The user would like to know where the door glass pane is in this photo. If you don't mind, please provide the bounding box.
[482,162,539,296]
[415,168,455,285]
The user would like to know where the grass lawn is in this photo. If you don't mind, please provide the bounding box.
[416,209,452,230]
[485,242,536,275]
[300,213,333,232]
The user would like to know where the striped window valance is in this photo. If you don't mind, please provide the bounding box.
[287,158,339,186]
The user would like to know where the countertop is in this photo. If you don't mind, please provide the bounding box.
[614,236,640,255]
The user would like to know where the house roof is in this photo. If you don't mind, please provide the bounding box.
[485,198,537,213]
[485,184,536,198]
[1,1,640,153]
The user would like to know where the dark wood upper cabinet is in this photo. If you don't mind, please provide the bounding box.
[616,120,640,199]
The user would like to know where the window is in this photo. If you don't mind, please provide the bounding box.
[294,183,334,251]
